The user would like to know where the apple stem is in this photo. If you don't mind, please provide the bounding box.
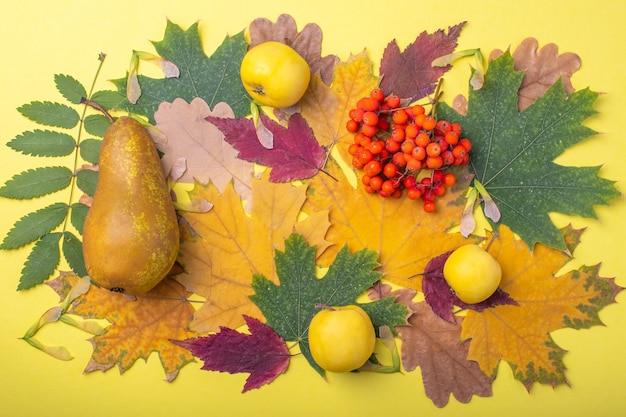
[314,303,335,311]
[485,231,499,252]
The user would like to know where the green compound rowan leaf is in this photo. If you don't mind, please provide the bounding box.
[438,52,620,250]
[7,130,77,157]
[54,74,87,105]
[112,20,251,122]
[0,167,73,199]
[250,233,408,377]
[17,101,80,129]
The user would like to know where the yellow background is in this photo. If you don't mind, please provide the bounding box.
[1,1,625,416]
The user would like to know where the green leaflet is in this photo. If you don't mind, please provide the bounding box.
[61,231,86,277]
[69,202,89,235]
[0,202,68,250]
[75,169,98,197]
[111,20,251,122]
[437,52,620,250]
[18,232,62,290]
[17,101,80,129]
[79,139,102,164]
[7,130,76,157]
[0,166,73,199]
[54,74,87,105]
[83,114,110,137]
[250,234,408,377]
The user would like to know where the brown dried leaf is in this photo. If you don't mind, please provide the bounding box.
[248,14,339,85]
[152,97,254,205]
[370,284,492,407]
[490,37,581,110]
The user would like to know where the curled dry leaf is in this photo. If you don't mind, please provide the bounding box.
[248,13,339,85]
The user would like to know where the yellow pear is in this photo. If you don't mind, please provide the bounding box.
[82,116,179,295]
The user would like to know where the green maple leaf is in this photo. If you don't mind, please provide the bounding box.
[438,52,620,250]
[250,234,408,377]
[112,20,251,122]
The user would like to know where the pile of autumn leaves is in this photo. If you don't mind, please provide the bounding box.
[38,15,621,408]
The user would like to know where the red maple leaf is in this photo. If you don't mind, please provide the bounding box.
[172,315,291,392]
[422,251,518,323]
[379,22,466,101]
[206,113,327,182]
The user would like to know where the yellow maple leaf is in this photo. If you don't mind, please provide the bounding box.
[302,160,473,291]
[300,51,379,155]
[177,174,330,332]
[70,278,197,382]
[462,225,622,389]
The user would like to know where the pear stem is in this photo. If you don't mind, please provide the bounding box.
[80,97,114,123]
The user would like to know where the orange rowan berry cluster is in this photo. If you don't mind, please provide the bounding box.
[346,88,472,212]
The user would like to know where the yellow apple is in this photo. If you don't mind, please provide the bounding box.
[308,305,376,373]
[240,41,311,108]
[443,244,502,304]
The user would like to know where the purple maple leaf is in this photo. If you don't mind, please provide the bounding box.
[172,315,290,392]
[379,22,466,102]
[422,251,518,323]
[206,113,327,182]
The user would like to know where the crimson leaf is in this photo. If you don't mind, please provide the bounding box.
[207,113,327,182]
[422,251,517,322]
[379,22,465,102]
[173,315,290,392]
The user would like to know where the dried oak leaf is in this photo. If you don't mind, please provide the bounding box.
[462,225,622,390]
[422,250,518,323]
[379,22,466,102]
[67,277,196,382]
[173,315,290,392]
[302,160,475,291]
[300,51,379,153]
[491,37,581,111]
[152,97,254,203]
[369,284,493,408]
[453,37,582,115]
[177,174,331,332]
[207,113,327,183]
[248,13,339,85]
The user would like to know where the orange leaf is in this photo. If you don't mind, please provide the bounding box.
[303,161,474,291]
[70,278,196,382]
[462,225,622,390]
[177,174,330,332]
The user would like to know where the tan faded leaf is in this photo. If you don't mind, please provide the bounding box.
[300,51,379,154]
[368,284,492,407]
[302,161,474,291]
[177,174,330,332]
[248,13,339,85]
[491,37,581,110]
[70,278,197,382]
[152,97,254,205]
[462,225,622,390]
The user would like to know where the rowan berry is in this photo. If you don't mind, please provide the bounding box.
[348,143,360,156]
[459,138,472,152]
[392,151,407,167]
[369,175,383,191]
[346,119,359,133]
[443,173,456,186]
[426,142,441,157]
[401,140,415,154]
[416,132,430,148]
[407,187,422,200]
[406,157,422,171]
[451,123,462,136]
[363,160,383,177]
[385,94,401,109]
[405,124,419,139]
[368,140,384,155]
[452,145,467,159]
[426,155,443,169]
[391,127,405,142]
[423,200,436,213]
[383,162,399,178]
[422,116,436,131]
[441,150,455,166]
[432,169,445,184]
[370,88,385,102]
[403,176,417,189]
[392,109,409,125]
[357,97,379,111]
[436,119,451,133]
[433,183,447,197]
[377,117,390,131]
[356,148,373,164]
[411,145,426,161]
[349,108,364,122]
[361,123,378,137]
[444,131,459,146]
[381,180,396,195]
[385,139,401,153]
[414,113,426,128]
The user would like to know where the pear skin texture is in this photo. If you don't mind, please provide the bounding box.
[82,116,180,295]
